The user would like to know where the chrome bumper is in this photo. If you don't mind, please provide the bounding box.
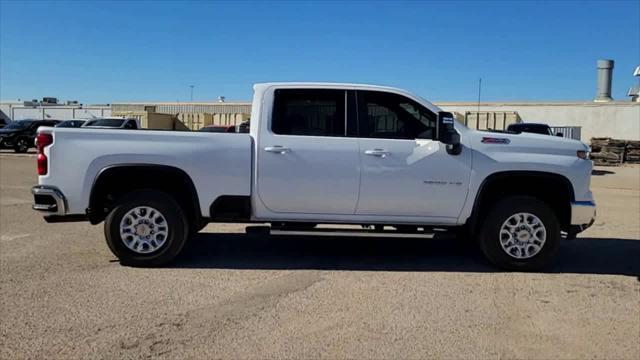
[570,201,596,226]
[32,185,67,216]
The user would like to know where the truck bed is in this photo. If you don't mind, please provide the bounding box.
[38,127,253,216]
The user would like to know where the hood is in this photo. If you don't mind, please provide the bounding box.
[0,128,21,135]
[467,129,589,157]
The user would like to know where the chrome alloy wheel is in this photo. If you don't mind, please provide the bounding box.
[16,139,29,152]
[119,206,169,254]
[499,212,546,259]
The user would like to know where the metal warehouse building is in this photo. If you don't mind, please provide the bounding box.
[2,60,638,141]
[107,61,639,140]
[111,102,251,130]
[0,102,111,122]
[107,99,638,141]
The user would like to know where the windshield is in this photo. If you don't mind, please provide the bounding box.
[509,124,553,135]
[84,119,125,127]
[3,121,33,130]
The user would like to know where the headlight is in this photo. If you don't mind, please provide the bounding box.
[577,150,589,160]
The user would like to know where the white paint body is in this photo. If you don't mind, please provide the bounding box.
[37,83,595,227]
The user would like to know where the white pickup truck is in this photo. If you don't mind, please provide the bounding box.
[32,83,596,270]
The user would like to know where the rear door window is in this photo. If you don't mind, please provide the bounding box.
[272,89,346,137]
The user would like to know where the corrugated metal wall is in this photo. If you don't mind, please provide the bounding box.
[157,104,251,114]
[112,103,252,115]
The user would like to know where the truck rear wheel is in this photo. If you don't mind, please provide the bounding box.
[104,189,189,267]
[478,196,560,271]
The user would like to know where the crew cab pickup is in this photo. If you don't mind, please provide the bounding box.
[32,83,596,270]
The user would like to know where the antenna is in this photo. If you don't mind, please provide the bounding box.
[189,85,195,101]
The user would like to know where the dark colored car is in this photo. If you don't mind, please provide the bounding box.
[507,123,562,137]
[56,120,86,128]
[82,118,139,129]
[237,120,250,133]
[199,125,236,133]
[0,118,8,129]
[0,119,61,153]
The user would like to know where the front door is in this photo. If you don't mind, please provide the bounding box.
[355,90,472,219]
[256,88,360,215]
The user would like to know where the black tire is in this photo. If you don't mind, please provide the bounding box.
[14,138,29,153]
[478,196,560,271]
[104,189,189,267]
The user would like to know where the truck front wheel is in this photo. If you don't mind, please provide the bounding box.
[104,189,189,267]
[478,196,560,271]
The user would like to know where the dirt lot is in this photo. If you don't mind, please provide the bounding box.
[1,153,638,359]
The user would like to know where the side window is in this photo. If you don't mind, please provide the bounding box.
[272,89,345,137]
[357,91,436,140]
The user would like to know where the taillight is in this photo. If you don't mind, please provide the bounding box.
[36,133,53,175]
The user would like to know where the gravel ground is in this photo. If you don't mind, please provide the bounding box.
[1,154,638,359]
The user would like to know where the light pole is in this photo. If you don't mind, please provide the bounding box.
[189,85,194,101]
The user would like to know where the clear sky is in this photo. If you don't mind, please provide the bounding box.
[1,0,638,104]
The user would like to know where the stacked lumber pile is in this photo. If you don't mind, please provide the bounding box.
[590,138,625,166]
[625,141,640,164]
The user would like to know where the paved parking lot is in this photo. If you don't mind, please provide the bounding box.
[1,154,639,359]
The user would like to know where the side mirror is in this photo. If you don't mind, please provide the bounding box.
[556,132,564,137]
[437,111,462,155]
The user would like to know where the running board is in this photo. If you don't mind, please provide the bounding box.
[246,226,440,239]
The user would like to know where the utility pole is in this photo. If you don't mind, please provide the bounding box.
[189,85,194,102]
[477,78,482,115]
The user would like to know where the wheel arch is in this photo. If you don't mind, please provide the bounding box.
[87,164,201,226]
[467,171,575,233]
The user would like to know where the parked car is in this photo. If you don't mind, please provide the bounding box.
[237,120,250,133]
[199,125,236,133]
[507,123,562,137]
[82,118,139,129]
[32,83,595,270]
[56,120,86,128]
[0,119,61,153]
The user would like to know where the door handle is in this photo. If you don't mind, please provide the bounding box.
[364,149,390,158]
[264,145,291,154]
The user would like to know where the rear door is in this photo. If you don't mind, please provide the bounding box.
[256,88,360,215]
[355,90,472,219]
